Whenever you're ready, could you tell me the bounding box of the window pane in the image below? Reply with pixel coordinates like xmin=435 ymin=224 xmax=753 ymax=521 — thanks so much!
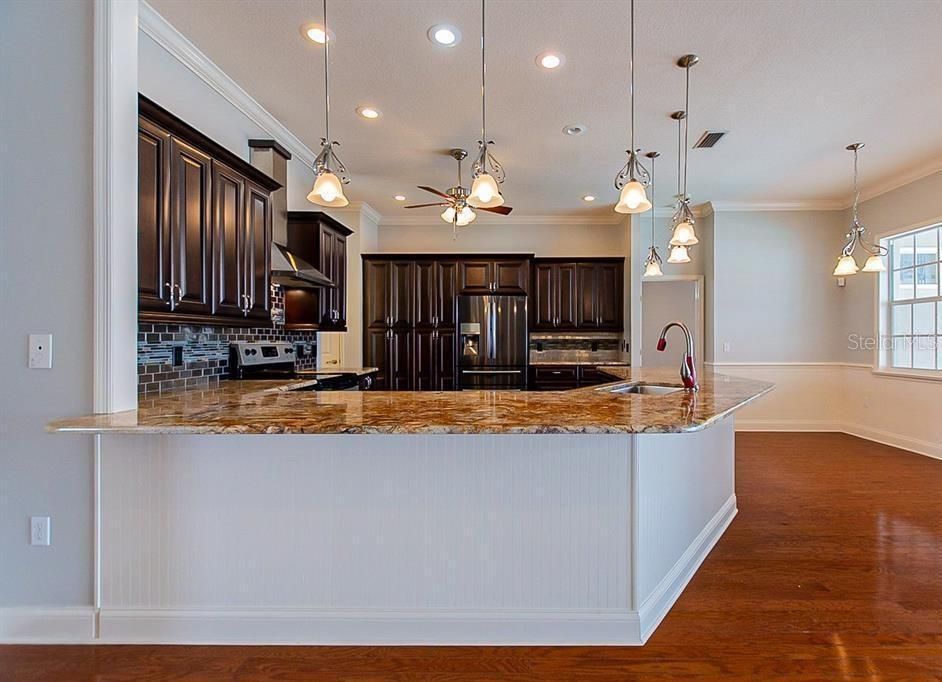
xmin=915 ymin=263 xmax=939 ymax=298
xmin=913 ymin=337 xmax=935 ymax=370
xmin=914 ymin=228 xmax=939 ymax=265
xmin=938 ymin=335 xmax=942 ymax=371
xmin=892 ymin=337 xmax=912 ymax=368
xmin=893 ymin=234 xmax=915 ymax=269
xmin=893 ymin=268 xmax=914 ymax=301
xmin=913 ymin=302 xmax=935 ymax=334
xmin=892 ymin=304 xmax=912 ymax=335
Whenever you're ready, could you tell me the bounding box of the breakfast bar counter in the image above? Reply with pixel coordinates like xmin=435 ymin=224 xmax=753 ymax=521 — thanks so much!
xmin=48 ymin=367 xmax=771 ymax=435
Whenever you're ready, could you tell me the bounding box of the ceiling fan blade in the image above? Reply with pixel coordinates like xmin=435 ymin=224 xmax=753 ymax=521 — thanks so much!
xmin=418 ymin=185 xmax=451 ymax=199
xmin=478 ymin=205 xmax=513 ymax=215
xmin=404 ymin=202 xmax=449 ymax=209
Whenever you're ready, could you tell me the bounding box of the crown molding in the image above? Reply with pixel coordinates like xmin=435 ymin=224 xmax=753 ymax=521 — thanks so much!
xmin=325 ymin=201 xmax=382 ymax=226
xmin=708 ymin=200 xmax=846 ymax=212
xmin=857 ymin=163 xmax=942 ymax=206
xmin=138 ymin=1 xmax=318 ymax=169
xmin=379 ymin=213 xmax=626 ymax=227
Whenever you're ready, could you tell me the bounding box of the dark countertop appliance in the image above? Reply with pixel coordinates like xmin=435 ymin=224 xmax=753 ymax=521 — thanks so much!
xmin=456 ymin=295 xmax=528 ymax=390
xmin=229 ymin=342 xmax=375 ymax=390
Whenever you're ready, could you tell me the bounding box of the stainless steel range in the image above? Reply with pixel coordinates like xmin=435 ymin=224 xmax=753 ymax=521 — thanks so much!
xmin=229 ymin=342 xmax=373 ymax=390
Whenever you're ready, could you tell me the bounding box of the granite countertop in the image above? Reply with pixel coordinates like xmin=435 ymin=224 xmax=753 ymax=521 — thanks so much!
xmin=47 ymin=367 xmax=772 ymax=436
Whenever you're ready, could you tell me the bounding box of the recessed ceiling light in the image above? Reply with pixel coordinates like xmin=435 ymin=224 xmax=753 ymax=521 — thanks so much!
xmin=562 ymin=124 xmax=586 ymax=136
xmin=393 ymin=195 xmax=406 ymax=201
xmin=300 ymin=23 xmax=335 ymax=45
xmin=356 ymin=106 xmax=381 ymax=120
xmin=582 ymin=195 xmax=596 ymax=202
xmin=428 ymin=24 xmax=461 ymax=47
xmin=536 ymin=52 xmax=565 ymax=70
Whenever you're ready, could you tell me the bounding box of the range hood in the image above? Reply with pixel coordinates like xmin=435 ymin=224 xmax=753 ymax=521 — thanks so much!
xmin=249 ymin=140 xmax=335 ymax=289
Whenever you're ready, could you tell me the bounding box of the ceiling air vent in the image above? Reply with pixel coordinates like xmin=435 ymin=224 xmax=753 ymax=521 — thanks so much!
xmin=693 ymin=131 xmax=727 ymax=148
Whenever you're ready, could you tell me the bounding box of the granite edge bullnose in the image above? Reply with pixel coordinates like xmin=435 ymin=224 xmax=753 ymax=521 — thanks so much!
xmin=46 ymin=368 xmax=774 ymax=436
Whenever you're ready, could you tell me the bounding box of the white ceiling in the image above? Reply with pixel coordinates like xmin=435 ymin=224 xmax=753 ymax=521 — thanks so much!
xmin=148 ymin=0 xmax=942 ymax=220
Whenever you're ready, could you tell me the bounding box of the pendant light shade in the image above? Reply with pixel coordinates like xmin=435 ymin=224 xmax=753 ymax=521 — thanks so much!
xmin=644 ymin=259 xmax=664 ymax=278
xmin=861 ymin=254 xmax=886 ymax=273
xmin=307 ymin=0 xmax=351 ymax=208
xmin=442 ymin=205 xmax=476 ymax=227
xmin=833 ymin=254 xmax=859 ymax=276
xmin=668 ymin=245 xmax=691 ymax=264
xmin=670 ymin=219 xmax=699 ymax=246
xmin=833 ymin=143 xmax=887 ymax=276
xmin=642 ymin=151 xmax=663 ymax=277
xmin=615 ymin=180 xmax=652 ymax=214
xmin=468 ymin=172 xmax=503 ymax=208
xmin=611 ymin=0 xmax=651 ymax=215
xmin=307 ymin=170 xmax=348 ymax=207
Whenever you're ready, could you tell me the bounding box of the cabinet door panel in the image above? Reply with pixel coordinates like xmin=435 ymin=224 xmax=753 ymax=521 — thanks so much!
xmin=390 ymin=261 xmax=414 ymax=327
xmin=436 ymin=330 xmax=457 ymax=391
xmin=557 ymin=263 xmax=578 ymax=328
xmin=414 ymin=261 xmax=436 ymax=328
xmin=244 ymin=182 xmax=271 ymax=320
xmin=364 ymin=328 xmax=390 ymax=390
xmin=390 ymin=329 xmax=413 ymax=390
xmin=576 ymin=263 xmax=598 ymax=328
xmin=532 ymin=263 xmax=555 ymax=328
xmin=364 ymin=260 xmax=392 ymax=327
xmin=211 ymin=161 xmax=245 ymax=318
xmin=170 ymin=137 xmax=212 ymax=315
xmin=595 ymin=262 xmax=623 ymax=329
xmin=331 ymin=232 xmax=347 ymax=327
xmin=458 ymin=261 xmax=492 ymax=293
xmin=138 ymin=120 xmax=171 ymax=312
xmin=414 ymin=329 xmax=435 ymax=390
xmin=494 ymin=260 xmax=528 ymax=294
xmin=436 ymin=260 xmax=458 ymax=328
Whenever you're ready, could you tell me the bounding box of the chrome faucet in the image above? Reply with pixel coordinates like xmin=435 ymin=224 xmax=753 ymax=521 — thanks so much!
xmin=657 ymin=322 xmax=698 ymax=391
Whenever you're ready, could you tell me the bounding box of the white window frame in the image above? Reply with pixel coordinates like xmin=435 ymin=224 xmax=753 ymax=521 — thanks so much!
xmin=875 ymin=219 xmax=942 ymax=381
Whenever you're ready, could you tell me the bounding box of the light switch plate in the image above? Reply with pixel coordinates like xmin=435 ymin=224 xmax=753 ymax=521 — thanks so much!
xmin=30 ymin=516 xmax=51 ymax=546
xmin=28 ymin=334 xmax=53 ymax=369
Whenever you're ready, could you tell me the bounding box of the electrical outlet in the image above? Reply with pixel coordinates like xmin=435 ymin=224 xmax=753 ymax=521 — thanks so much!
xmin=28 ymin=334 xmax=53 ymax=369
xmin=30 ymin=516 xmax=51 ymax=546
xmin=172 ymin=345 xmax=184 ymax=367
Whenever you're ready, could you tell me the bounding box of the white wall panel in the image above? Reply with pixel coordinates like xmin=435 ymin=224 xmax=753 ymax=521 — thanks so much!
xmin=101 ymin=434 xmax=631 ymax=611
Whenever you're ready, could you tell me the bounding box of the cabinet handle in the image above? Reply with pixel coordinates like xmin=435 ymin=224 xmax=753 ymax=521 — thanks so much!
xmin=165 ymin=282 xmax=175 ymax=310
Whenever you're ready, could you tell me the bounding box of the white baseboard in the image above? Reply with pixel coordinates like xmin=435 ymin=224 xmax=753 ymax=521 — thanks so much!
xmin=637 ymin=495 xmax=737 ymax=643
xmin=99 ymin=607 xmax=641 ymax=646
xmin=0 ymin=607 xmax=96 ymax=643
xmin=843 ymin=423 xmax=942 ymax=461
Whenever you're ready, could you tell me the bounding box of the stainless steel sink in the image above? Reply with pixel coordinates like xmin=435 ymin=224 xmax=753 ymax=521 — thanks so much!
xmin=603 ymin=383 xmax=684 ymax=395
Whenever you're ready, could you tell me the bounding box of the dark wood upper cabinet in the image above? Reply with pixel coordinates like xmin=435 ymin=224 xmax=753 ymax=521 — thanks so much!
xmin=458 ymin=258 xmax=529 ymax=294
xmin=284 ymin=212 xmax=353 ymax=331
xmin=415 ymin=259 xmax=457 ymax=329
xmin=363 ymin=258 xmax=413 ymax=330
xmin=533 ymin=258 xmax=623 ymax=331
xmin=138 ymin=95 xmax=281 ymax=326
xmin=137 ymin=119 xmax=172 ymax=313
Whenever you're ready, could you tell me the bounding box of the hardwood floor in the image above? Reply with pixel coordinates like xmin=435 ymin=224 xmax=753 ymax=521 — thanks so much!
xmin=2 ymin=433 xmax=941 ymax=680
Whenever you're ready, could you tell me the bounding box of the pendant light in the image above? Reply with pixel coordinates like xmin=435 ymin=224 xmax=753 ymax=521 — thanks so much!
xmin=307 ymin=0 xmax=350 ymax=208
xmin=669 ymin=56 xmax=699 ymax=246
xmin=665 ymin=111 xmax=690 ymax=265
xmin=643 ymin=151 xmax=663 ymax=277
xmin=613 ymin=0 xmax=652 ymax=214
xmin=833 ymin=143 xmax=886 ymax=276
xmin=468 ymin=0 xmax=506 ymax=209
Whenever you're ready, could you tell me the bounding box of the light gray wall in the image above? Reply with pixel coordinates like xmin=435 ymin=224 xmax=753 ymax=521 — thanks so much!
xmin=711 ymin=210 xmax=848 ymax=363
xmin=0 ymin=0 xmax=95 ymax=606
xmin=842 ymin=172 xmax=942 ymax=363
xmin=375 ymin=221 xmax=627 ymax=257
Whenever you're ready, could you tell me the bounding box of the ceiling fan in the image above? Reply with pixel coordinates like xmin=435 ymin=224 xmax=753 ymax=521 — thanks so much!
xmin=404 ymin=149 xmax=513 ymax=228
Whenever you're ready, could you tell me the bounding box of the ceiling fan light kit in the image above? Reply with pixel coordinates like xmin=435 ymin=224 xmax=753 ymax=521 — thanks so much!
xmin=833 ymin=143 xmax=886 ymax=276
xmin=307 ymin=0 xmax=350 ymax=208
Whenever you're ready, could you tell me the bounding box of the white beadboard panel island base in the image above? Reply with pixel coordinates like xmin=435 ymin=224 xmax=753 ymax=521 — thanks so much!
xmin=86 ymin=420 xmax=738 ymax=645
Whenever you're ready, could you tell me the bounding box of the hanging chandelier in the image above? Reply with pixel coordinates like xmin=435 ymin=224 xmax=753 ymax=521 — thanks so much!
xmin=666 ymin=110 xmax=690 ymax=264
xmin=833 ymin=143 xmax=886 ymax=276
xmin=669 ymin=55 xmax=699 ymax=249
xmin=467 ymin=0 xmax=507 ymax=210
xmin=307 ymin=0 xmax=350 ymax=208
xmin=613 ymin=0 xmax=652 ymax=214
xmin=643 ymin=151 xmax=663 ymax=277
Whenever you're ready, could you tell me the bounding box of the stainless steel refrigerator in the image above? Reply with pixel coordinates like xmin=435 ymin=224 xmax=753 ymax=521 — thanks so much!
xmin=456 ymin=295 xmax=528 ymax=390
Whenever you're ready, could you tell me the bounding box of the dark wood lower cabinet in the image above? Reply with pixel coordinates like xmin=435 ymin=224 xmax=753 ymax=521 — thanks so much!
xmin=414 ymin=329 xmax=456 ymax=391
xmin=529 ymin=365 xmax=621 ymax=391
xmin=365 ymin=328 xmax=414 ymax=391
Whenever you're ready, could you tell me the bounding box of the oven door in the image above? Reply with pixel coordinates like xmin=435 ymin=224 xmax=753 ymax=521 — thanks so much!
xmin=457 ymin=367 xmax=527 ymax=390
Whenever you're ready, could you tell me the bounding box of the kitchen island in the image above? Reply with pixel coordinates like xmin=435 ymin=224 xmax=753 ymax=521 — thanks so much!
xmin=49 ymin=368 xmax=771 ymax=645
